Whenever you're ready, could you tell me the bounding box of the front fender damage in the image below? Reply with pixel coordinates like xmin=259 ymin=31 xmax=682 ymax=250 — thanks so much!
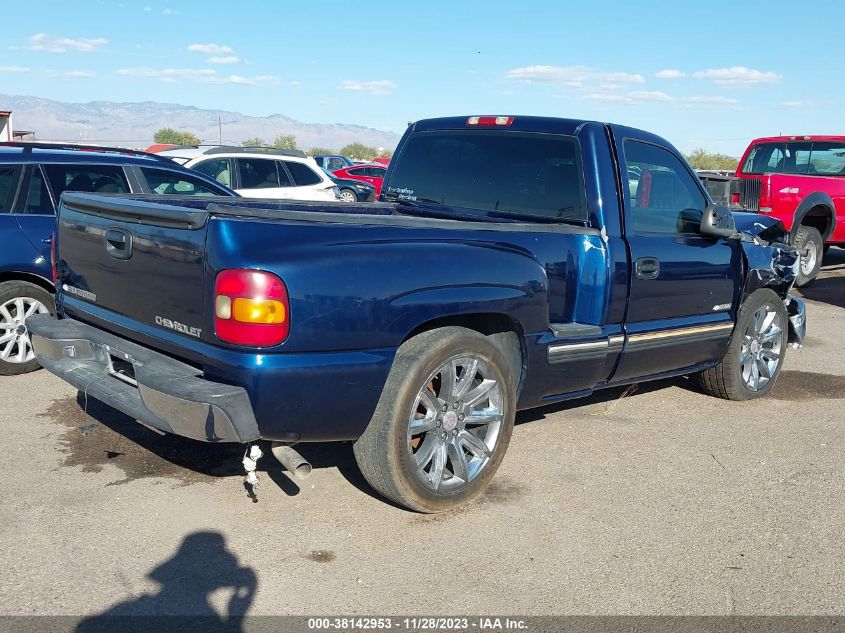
xmin=736 ymin=212 xmax=806 ymax=347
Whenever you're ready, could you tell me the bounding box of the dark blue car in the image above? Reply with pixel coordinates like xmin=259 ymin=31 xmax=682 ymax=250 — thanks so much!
xmin=0 ymin=142 xmax=236 ymax=375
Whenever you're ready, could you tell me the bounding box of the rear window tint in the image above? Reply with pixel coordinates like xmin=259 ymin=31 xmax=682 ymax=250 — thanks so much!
xmin=741 ymin=141 xmax=845 ymax=176
xmin=285 ymin=161 xmax=322 ymax=186
xmin=141 ymin=168 xmax=222 ymax=196
xmin=43 ymin=164 xmax=129 ymax=196
xmin=385 ymin=130 xmax=587 ymax=223
xmin=22 ymin=165 xmax=55 ymax=215
xmin=0 ymin=166 xmax=18 ymax=212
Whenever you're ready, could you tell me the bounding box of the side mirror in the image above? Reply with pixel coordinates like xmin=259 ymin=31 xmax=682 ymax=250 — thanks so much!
xmin=700 ymin=203 xmax=740 ymax=239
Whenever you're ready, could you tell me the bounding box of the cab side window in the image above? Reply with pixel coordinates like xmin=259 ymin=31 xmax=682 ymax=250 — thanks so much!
xmin=0 ymin=166 xmax=20 ymax=213
xmin=141 ymin=168 xmax=223 ymax=196
xmin=22 ymin=165 xmax=55 ymax=215
xmin=193 ymin=158 xmax=232 ymax=187
xmin=43 ymin=165 xmax=129 ymax=197
xmin=624 ymin=140 xmax=706 ymax=235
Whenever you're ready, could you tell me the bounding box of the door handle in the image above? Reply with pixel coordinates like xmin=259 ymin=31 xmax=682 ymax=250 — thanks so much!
xmin=105 ymin=228 xmax=133 ymax=260
xmin=635 ymin=257 xmax=660 ymax=280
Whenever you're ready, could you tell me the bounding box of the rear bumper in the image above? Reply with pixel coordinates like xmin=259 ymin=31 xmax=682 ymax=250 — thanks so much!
xmin=27 ymin=315 xmax=260 ymax=443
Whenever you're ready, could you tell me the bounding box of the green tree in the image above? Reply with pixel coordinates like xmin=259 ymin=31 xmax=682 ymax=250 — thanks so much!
xmin=273 ymin=134 xmax=297 ymax=150
xmin=378 ymin=148 xmax=394 ymax=159
xmin=153 ymin=127 xmax=200 ymax=146
xmin=306 ymin=147 xmax=335 ymax=157
xmin=685 ymin=148 xmax=739 ymax=171
xmin=242 ymin=137 xmax=266 ymax=147
xmin=340 ymin=142 xmax=379 ymax=161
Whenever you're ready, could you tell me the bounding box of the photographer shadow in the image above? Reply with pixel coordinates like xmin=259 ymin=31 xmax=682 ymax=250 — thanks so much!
xmin=75 ymin=531 xmax=256 ymax=633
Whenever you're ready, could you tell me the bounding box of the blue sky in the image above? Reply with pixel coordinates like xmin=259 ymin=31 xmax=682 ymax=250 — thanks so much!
xmin=1 ymin=0 xmax=841 ymax=154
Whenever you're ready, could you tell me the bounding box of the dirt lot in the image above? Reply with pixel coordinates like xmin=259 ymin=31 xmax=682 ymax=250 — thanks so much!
xmin=0 ymin=251 xmax=842 ymax=620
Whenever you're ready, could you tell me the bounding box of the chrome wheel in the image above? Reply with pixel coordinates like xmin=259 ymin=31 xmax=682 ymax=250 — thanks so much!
xmin=408 ymin=354 xmax=503 ymax=492
xmin=740 ymin=304 xmax=783 ymax=392
xmin=800 ymin=243 xmax=818 ymax=276
xmin=0 ymin=297 xmax=49 ymax=364
xmin=339 ymin=190 xmax=356 ymax=203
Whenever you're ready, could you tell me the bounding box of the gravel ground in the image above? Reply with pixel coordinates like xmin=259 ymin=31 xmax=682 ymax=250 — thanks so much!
xmin=0 ymin=250 xmax=842 ymax=621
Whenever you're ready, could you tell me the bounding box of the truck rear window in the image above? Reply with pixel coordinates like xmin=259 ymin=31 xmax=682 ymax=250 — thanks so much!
xmin=742 ymin=141 xmax=845 ymax=176
xmin=385 ymin=130 xmax=587 ymax=223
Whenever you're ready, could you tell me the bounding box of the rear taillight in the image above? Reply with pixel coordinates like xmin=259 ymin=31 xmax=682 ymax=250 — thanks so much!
xmin=759 ymin=174 xmax=771 ymax=207
xmin=467 ymin=115 xmax=514 ymax=127
xmin=214 ymin=269 xmax=289 ymax=346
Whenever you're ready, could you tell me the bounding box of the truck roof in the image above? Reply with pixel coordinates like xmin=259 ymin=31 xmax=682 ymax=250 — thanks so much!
xmin=411 ymin=115 xmax=598 ymax=136
xmin=747 ymin=135 xmax=845 ymax=144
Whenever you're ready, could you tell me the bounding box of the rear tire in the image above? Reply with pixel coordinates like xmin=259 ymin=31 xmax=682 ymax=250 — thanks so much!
xmin=353 ymin=327 xmax=516 ymax=513
xmin=0 ymin=281 xmax=55 ymax=376
xmin=699 ymin=289 xmax=787 ymax=401
xmin=793 ymin=225 xmax=823 ymax=287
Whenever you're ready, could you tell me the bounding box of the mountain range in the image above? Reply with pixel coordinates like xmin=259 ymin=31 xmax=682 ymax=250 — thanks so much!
xmin=0 ymin=93 xmax=401 ymax=151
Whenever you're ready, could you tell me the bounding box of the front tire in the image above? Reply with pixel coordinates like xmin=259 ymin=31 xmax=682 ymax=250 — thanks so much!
xmin=0 ymin=281 xmax=55 ymax=376
xmin=354 ymin=327 xmax=516 ymax=512
xmin=699 ymin=289 xmax=787 ymax=400
xmin=338 ymin=189 xmax=357 ymax=203
xmin=793 ymin=225 xmax=823 ymax=287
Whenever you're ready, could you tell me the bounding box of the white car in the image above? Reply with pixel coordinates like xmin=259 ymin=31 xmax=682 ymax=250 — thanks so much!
xmin=156 ymin=146 xmax=340 ymax=202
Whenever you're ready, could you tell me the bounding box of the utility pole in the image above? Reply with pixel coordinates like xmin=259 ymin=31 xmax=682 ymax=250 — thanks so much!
xmin=218 ymin=115 xmax=222 ymax=145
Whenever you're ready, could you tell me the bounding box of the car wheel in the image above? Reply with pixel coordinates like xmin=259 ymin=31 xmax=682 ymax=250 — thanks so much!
xmin=0 ymin=281 xmax=55 ymax=376
xmin=793 ymin=225 xmax=823 ymax=287
xmin=699 ymin=289 xmax=787 ymax=401
xmin=339 ymin=189 xmax=357 ymax=203
xmin=353 ymin=327 xmax=516 ymax=512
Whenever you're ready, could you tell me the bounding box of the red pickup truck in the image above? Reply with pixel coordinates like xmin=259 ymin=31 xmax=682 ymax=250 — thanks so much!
xmin=734 ymin=135 xmax=844 ymax=286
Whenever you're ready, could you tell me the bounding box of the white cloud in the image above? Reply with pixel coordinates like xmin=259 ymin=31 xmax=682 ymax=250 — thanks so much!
xmin=587 ymin=90 xmax=674 ymax=104
xmin=187 ymin=43 xmax=234 ymax=55
xmin=29 ymin=33 xmax=108 ymax=53
xmin=143 ymin=5 xmax=152 ymax=11
xmin=506 ymin=65 xmax=644 ymax=88
xmin=781 ymin=100 xmax=807 ymax=108
xmin=209 ymin=55 xmax=241 ymax=65
xmin=116 ymin=67 xmax=158 ymax=77
xmin=692 ymin=66 xmax=780 ymax=85
xmin=586 ymin=93 xmax=633 ymax=103
xmin=64 ymin=70 xmax=95 ymax=78
xmin=682 ymin=95 xmax=738 ymax=105
xmin=160 ymin=68 xmax=221 ymax=83
xmin=339 ymin=80 xmax=397 ymax=95
xmin=117 ymin=67 xmax=276 ymax=85
xmin=655 ymin=69 xmax=684 ymax=79
xmin=628 ymin=90 xmax=674 ymax=102
xmin=163 ymin=8 xmax=175 ymax=15
xmin=0 ymin=65 xmax=29 ymax=73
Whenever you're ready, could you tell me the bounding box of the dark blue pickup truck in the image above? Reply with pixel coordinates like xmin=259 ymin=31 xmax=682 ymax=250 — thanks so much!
xmin=29 ymin=116 xmax=806 ymax=512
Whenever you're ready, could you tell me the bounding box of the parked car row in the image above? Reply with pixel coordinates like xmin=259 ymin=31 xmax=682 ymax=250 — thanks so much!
xmin=0 ymin=141 xmax=237 ymax=375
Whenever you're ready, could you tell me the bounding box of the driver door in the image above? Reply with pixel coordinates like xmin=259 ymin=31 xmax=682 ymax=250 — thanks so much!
xmin=611 ymin=133 xmax=742 ymax=381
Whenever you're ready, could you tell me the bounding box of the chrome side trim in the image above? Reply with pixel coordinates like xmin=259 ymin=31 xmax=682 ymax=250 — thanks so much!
xmin=548 ymin=339 xmax=609 ymax=364
xmin=626 ymin=322 xmax=733 ymax=352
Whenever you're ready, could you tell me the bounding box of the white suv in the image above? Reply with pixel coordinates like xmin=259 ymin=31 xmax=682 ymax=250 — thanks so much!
xmin=156 ymin=146 xmax=340 ymax=202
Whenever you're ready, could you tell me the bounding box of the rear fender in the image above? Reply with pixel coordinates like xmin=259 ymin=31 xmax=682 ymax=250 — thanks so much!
xmin=790 ymin=192 xmax=836 ymax=242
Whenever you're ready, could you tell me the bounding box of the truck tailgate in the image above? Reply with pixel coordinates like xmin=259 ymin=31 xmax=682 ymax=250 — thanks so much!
xmin=57 ymin=193 xmax=210 ymax=343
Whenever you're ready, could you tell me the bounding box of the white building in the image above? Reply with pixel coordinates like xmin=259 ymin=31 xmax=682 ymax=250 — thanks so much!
xmin=0 ymin=111 xmax=11 ymax=141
